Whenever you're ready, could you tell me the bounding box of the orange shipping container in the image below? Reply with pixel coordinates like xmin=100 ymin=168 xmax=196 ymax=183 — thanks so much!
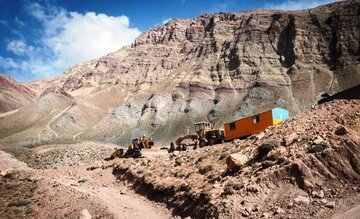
xmin=224 ymin=108 xmax=288 ymax=141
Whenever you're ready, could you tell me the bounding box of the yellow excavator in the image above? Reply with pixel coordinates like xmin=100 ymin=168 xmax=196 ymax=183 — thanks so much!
xmin=169 ymin=122 xmax=225 ymax=152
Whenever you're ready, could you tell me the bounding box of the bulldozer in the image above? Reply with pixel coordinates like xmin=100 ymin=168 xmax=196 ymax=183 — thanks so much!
xmin=170 ymin=121 xmax=225 ymax=152
xmin=136 ymin=135 xmax=154 ymax=149
xmin=108 ymin=135 xmax=154 ymax=159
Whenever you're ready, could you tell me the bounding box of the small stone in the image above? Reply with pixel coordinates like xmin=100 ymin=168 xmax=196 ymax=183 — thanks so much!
xmin=311 ymin=190 xmax=324 ymax=198
xmin=173 ymin=151 xmax=180 ymax=156
xmin=335 ymin=126 xmax=348 ymax=135
xmin=287 ymin=202 xmax=294 ymax=208
xmin=241 ymin=210 xmax=250 ymax=217
xmin=245 ymin=206 xmax=253 ymax=213
xmin=320 ymin=199 xmax=328 ymax=204
xmin=311 ymin=191 xmax=318 ymax=197
xmin=78 ymin=179 xmax=88 ymax=183
xmin=274 ymin=207 xmax=285 ymax=215
xmin=247 ymin=184 xmax=260 ymax=193
xmin=294 ymin=195 xmax=310 ymax=205
xmin=262 ymin=212 xmax=271 ymax=218
xmin=0 ymin=170 xmax=7 ymax=176
xmin=317 ymin=190 xmax=325 ymax=198
xmin=79 ymin=209 xmax=91 ymax=219
xmin=325 ymin=201 xmax=335 ymax=208
xmin=313 ymin=136 xmax=324 ymax=145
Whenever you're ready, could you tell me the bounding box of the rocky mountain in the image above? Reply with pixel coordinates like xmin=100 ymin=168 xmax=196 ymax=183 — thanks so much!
xmin=1 ymin=0 xmax=360 ymax=147
xmin=0 ymin=74 xmax=36 ymax=113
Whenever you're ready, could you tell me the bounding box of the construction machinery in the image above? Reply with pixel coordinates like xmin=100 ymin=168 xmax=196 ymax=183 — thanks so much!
xmin=170 ymin=121 xmax=225 ymax=151
xmin=108 ymin=135 xmax=154 ymax=159
xmin=109 ymin=148 xmax=142 ymax=159
xmin=135 ymin=136 xmax=154 ymax=149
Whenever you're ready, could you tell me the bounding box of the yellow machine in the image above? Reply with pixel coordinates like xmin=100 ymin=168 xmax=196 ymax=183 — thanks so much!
xmin=109 ymin=136 xmax=154 ymax=159
xmin=171 ymin=122 xmax=225 ymax=151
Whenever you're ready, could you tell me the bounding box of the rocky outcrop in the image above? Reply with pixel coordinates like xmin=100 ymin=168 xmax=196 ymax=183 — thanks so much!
xmin=2 ymin=1 xmax=360 ymax=146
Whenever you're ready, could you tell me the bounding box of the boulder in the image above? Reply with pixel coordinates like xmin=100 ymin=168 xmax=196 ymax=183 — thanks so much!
xmin=335 ymin=126 xmax=348 ymax=135
xmin=325 ymin=201 xmax=336 ymax=208
xmin=313 ymin=136 xmax=325 ymax=145
xmin=226 ymin=153 xmax=249 ymax=171
xmin=312 ymin=190 xmax=324 ymax=198
xmin=79 ymin=209 xmax=91 ymax=219
xmin=275 ymin=207 xmax=286 ymax=215
xmin=294 ymin=195 xmax=310 ymax=205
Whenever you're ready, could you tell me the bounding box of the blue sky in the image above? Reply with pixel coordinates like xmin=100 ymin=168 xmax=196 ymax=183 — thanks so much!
xmin=0 ymin=0 xmax=340 ymax=82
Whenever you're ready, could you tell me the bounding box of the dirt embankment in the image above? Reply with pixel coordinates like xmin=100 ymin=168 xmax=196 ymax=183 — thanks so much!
xmin=0 ymin=142 xmax=172 ymax=219
xmin=113 ymin=100 xmax=360 ymax=218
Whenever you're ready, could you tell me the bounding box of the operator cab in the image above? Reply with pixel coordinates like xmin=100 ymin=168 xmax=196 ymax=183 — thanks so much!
xmin=132 ymin=138 xmax=141 ymax=146
xmin=195 ymin=122 xmax=213 ymax=132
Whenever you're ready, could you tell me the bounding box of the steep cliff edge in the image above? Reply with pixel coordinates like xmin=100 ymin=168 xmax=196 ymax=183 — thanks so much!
xmin=3 ymin=0 xmax=360 ymax=146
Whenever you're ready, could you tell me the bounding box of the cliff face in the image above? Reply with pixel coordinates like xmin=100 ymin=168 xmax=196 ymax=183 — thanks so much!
xmin=2 ymin=1 xmax=360 ymax=146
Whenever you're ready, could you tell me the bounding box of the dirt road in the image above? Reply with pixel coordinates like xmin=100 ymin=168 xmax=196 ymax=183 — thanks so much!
xmin=31 ymin=160 xmax=172 ymax=219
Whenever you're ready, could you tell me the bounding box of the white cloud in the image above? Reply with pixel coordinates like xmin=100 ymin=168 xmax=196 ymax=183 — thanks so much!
xmin=0 ymin=20 xmax=8 ymax=26
xmin=0 ymin=56 xmax=55 ymax=80
xmin=265 ymin=0 xmax=341 ymax=11
xmin=1 ymin=2 xmax=141 ymax=81
xmin=27 ymin=2 xmax=51 ymax=21
xmin=162 ymin=18 xmax=173 ymax=25
xmin=0 ymin=57 xmax=19 ymax=69
xmin=44 ymin=12 xmax=140 ymax=68
xmin=14 ymin=17 xmax=25 ymax=27
xmin=6 ymin=40 xmax=33 ymax=56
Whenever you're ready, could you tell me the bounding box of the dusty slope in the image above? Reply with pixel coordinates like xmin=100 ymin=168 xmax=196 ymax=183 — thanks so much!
xmin=1 ymin=0 xmax=358 ymax=147
xmin=113 ymin=99 xmax=360 ymax=218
